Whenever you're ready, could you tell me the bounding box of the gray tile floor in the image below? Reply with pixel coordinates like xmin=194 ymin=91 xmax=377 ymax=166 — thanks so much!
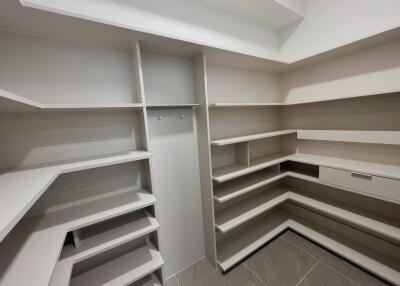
xmin=166 ymin=230 xmax=390 ymax=286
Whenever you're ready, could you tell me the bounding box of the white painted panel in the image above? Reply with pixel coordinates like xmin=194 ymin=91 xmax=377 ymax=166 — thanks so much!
xmin=147 ymin=108 xmax=205 ymax=277
xmin=141 ymin=53 xmax=195 ymax=105
xmin=207 ymin=64 xmax=281 ymax=103
xmin=0 ymin=30 xmax=137 ymax=104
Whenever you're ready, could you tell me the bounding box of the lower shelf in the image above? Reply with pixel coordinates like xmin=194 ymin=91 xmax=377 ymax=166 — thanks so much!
xmin=70 ymin=243 xmax=164 ymax=286
xmin=217 ymin=207 xmax=400 ymax=285
xmin=129 ymin=274 xmax=162 ymax=286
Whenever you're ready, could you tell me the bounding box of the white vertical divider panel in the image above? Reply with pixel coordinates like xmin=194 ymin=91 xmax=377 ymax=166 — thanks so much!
xmin=140 ymin=47 xmax=205 ymax=277
xmin=131 ymin=41 xmax=165 ymax=282
xmin=193 ymin=53 xmax=217 ymax=266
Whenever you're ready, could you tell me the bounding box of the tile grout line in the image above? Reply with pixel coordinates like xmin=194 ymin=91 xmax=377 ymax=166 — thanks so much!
xmin=243 ymin=263 xmax=268 ymax=286
xmin=281 ymin=236 xmax=363 ymax=286
xmin=294 ymin=260 xmax=319 ymax=286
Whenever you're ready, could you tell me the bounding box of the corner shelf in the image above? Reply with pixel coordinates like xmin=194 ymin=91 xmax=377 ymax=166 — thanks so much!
xmin=70 ymin=243 xmax=164 ymax=286
xmin=297 ymin=130 xmax=400 ymax=146
xmin=210 ymin=130 xmax=297 ymax=146
xmin=217 ymin=208 xmax=400 ymax=285
xmin=215 ymin=185 xmax=400 ymax=243
xmin=0 ymin=88 xmax=145 ymax=112
xmin=0 ymin=188 xmax=156 ymax=286
xmin=0 ymin=150 xmax=151 ymax=244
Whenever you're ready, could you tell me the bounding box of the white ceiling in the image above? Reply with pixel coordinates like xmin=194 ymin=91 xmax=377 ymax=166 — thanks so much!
xmin=6 ymin=0 xmax=400 ymax=63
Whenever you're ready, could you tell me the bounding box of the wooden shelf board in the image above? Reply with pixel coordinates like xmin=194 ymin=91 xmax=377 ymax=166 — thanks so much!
xmin=70 ymin=243 xmax=164 ymax=286
xmin=215 ymin=188 xmax=287 ymax=233
xmin=210 ymin=103 xmax=286 ymax=108
xmin=61 ymin=213 xmax=159 ymax=261
xmin=290 ymin=153 xmax=400 ymax=181
xmin=217 ymin=210 xmax=290 ymax=271
xmin=213 ymin=170 xmax=285 ymax=203
xmin=0 ymin=88 xmax=144 ymax=111
xmin=0 ymin=189 xmax=155 ymax=286
xmin=216 ymin=185 xmax=400 ymax=243
xmin=42 ymin=103 xmax=145 ymax=109
xmin=210 ymin=92 xmax=400 ymax=108
xmin=0 ymin=88 xmax=42 ymax=111
xmin=211 ymin=130 xmax=297 ymax=146
xmin=298 ymin=130 xmax=400 ymax=145
xmin=0 ymin=151 xmax=151 ymax=243
xmin=217 ymin=209 xmax=400 ymax=284
xmin=212 ymin=153 xmax=293 ymax=183
xmin=146 ymin=104 xmax=199 ymax=109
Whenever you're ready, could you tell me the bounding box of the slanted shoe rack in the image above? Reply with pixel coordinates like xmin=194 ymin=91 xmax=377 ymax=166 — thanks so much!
xmin=0 ymin=28 xmax=165 ymax=285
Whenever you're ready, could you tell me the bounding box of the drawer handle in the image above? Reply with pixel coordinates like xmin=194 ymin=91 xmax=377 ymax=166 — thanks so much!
xmin=351 ymin=172 xmax=372 ymax=180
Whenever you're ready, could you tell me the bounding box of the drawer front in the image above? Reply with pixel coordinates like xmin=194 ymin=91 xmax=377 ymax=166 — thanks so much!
xmin=320 ymin=166 xmax=400 ymax=202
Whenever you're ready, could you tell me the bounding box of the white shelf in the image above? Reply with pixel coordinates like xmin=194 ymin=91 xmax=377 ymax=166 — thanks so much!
xmin=210 ymin=103 xmax=287 ymax=108
xmin=214 ymin=170 xmax=285 ymax=203
xmin=0 ymin=88 xmax=144 ymax=112
xmin=61 ymin=213 xmax=159 ymax=261
xmin=0 ymin=189 xmax=156 ymax=286
xmin=215 ymin=186 xmax=400 ymax=243
xmin=217 ymin=210 xmax=290 ymax=271
xmin=42 ymin=103 xmax=145 ymax=109
xmin=0 ymin=150 xmax=151 ymax=243
xmin=210 ymin=92 xmax=397 ymax=108
xmin=215 ymin=188 xmax=287 ymax=233
xmin=211 ymin=130 xmax=297 ymax=146
xmin=50 ymin=212 xmax=159 ymax=286
xmin=217 ymin=209 xmax=400 ymax=285
xmin=212 ymin=153 xmax=293 ymax=183
xmin=146 ymin=104 xmax=199 ymax=109
xmin=70 ymin=243 xmax=164 ymax=286
xmin=290 ymin=153 xmax=400 ymax=181
xmin=297 ymin=130 xmax=400 ymax=145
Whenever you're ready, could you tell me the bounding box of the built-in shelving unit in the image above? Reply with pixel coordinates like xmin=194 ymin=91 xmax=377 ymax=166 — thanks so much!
xmin=199 ymin=41 xmax=400 ymax=286
xmin=0 ymin=24 xmax=166 ymax=286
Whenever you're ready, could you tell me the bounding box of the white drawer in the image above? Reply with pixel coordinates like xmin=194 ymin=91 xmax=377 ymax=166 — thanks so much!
xmin=319 ymin=166 xmax=400 ymax=202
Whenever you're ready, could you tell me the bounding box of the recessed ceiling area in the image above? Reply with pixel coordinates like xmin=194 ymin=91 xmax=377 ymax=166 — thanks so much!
xmin=10 ymin=0 xmax=400 ymax=63
xmin=202 ymin=0 xmax=304 ymax=30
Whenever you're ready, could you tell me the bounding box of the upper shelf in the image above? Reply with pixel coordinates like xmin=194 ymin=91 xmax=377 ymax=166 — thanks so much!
xmin=210 ymin=91 xmax=400 ymax=108
xmin=0 ymin=89 xmax=144 ymax=112
xmin=0 ymin=150 xmax=151 ymax=243
xmin=210 ymin=103 xmax=286 ymax=108
xmin=211 ymin=130 xmax=297 ymax=146
xmin=297 ymin=130 xmax=400 ymax=146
